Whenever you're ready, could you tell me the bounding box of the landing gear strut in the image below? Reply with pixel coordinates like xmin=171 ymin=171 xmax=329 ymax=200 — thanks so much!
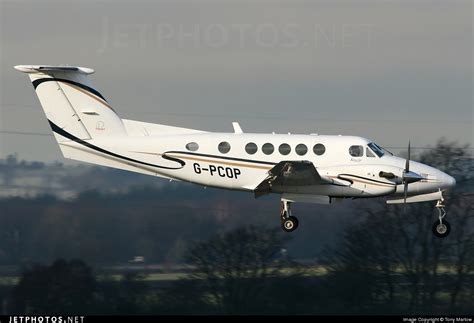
xmin=432 ymin=198 xmax=450 ymax=238
xmin=280 ymin=200 xmax=299 ymax=232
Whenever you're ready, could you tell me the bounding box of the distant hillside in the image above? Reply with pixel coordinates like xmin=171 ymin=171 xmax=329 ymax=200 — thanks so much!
xmin=0 ymin=154 xmax=166 ymax=199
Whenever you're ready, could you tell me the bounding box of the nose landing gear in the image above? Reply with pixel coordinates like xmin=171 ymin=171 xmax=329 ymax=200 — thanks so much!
xmin=432 ymin=199 xmax=450 ymax=238
xmin=280 ymin=199 xmax=299 ymax=232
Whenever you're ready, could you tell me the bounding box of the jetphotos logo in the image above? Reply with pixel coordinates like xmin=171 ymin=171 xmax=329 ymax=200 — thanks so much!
xmin=8 ymin=317 xmax=85 ymax=323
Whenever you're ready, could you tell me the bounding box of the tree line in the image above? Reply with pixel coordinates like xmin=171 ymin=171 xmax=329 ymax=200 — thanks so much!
xmin=0 ymin=138 xmax=472 ymax=314
xmin=4 ymin=217 xmax=473 ymax=315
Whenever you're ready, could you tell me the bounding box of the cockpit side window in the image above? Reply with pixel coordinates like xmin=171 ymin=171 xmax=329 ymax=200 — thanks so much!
xmin=349 ymin=145 xmax=363 ymax=157
xmin=368 ymin=142 xmax=384 ymax=157
xmin=366 ymin=148 xmax=375 ymax=157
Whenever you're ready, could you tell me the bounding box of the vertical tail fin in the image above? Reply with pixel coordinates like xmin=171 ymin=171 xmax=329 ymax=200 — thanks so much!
xmin=14 ymin=65 xmax=127 ymax=142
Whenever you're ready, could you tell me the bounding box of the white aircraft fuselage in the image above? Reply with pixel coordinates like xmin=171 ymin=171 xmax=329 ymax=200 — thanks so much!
xmin=14 ymin=65 xmax=456 ymax=236
xmin=92 ymin=133 xmax=453 ymax=198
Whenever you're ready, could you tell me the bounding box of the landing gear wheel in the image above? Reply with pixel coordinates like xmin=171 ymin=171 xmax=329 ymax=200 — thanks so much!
xmin=433 ymin=197 xmax=450 ymax=238
xmin=281 ymin=216 xmax=299 ymax=232
xmin=432 ymin=220 xmax=450 ymax=238
xmin=280 ymin=199 xmax=299 ymax=232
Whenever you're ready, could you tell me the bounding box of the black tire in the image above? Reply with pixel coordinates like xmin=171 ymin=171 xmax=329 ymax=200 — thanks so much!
xmin=281 ymin=216 xmax=299 ymax=232
xmin=432 ymin=220 xmax=451 ymax=238
xmin=290 ymin=216 xmax=299 ymax=229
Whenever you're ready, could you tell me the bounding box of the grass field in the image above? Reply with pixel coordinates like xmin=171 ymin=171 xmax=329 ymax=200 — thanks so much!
xmin=0 ymin=264 xmax=469 ymax=286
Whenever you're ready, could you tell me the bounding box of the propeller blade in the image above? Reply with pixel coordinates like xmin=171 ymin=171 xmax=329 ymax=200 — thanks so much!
xmin=405 ymin=140 xmax=410 ymax=172
xmin=404 ymin=181 xmax=408 ymax=204
xmin=402 ymin=140 xmax=418 ymax=205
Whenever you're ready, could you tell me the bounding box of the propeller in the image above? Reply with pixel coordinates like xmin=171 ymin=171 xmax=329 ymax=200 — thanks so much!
xmin=401 ymin=141 xmax=423 ymax=203
xmin=404 ymin=141 xmax=410 ymax=203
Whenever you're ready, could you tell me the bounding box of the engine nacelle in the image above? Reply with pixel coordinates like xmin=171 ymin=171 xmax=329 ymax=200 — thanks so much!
xmin=321 ymin=165 xmax=402 ymax=197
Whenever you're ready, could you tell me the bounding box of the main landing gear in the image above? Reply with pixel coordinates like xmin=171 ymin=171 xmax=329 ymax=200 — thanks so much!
xmin=280 ymin=200 xmax=299 ymax=232
xmin=432 ymin=198 xmax=450 ymax=238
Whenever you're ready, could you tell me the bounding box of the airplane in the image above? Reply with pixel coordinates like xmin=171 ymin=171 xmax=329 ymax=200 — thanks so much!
xmin=15 ymin=65 xmax=456 ymax=238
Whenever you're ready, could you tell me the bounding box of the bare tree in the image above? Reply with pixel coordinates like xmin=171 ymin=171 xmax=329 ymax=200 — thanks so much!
xmin=325 ymin=139 xmax=474 ymax=313
xmin=447 ymin=193 xmax=474 ymax=310
xmin=186 ymin=226 xmax=295 ymax=314
xmin=8 ymin=259 xmax=97 ymax=314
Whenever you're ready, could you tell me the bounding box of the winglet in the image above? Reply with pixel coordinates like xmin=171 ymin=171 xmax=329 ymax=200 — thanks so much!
xmin=232 ymin=122 xmax=243 ymax=134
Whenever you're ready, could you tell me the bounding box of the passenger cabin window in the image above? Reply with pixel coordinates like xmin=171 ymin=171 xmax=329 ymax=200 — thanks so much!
xmin=366 ymin=148 xmax=375 ymax=157
xmin=218 ymin=141 xmax=231 ymax=154
xmin=295 ymin=144 xmax=308 ymax=156
xmin=262 ymin=143 xmax=274 ymax=155
xmin=313 ymin=143 xmax=325 ymax=156
xmin=279 ymin=143 xmax=291 ymax=155
xmin=349 ymin=145 xmax=363 ymax=157
xmin=186 ymin=142 xmax=199 ymax=152
xmin=245 ymin=142 xmax=258 ymax=155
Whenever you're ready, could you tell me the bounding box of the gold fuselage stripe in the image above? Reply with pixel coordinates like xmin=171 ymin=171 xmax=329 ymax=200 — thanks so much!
xmin=137 ymin=152 xmax=433 ymax=190
xmin=165 ymin=153 xmax=273 ymax=170
xmin=329 ymin=175 xmax=394 ymax=187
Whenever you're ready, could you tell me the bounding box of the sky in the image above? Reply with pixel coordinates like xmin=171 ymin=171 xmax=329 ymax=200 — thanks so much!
xmin=0 ymin=0 xmax=472 ymax=162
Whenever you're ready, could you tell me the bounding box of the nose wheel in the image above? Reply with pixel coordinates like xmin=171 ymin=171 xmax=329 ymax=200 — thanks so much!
xmin=280 ymin=200 xmax=299 ymax=232
xmin=432 ymin=199 xmax=450 ymax=238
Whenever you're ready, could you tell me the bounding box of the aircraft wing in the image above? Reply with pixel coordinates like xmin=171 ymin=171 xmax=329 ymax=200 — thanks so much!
xmin=254 ymin=160 xmax=348 ymax=197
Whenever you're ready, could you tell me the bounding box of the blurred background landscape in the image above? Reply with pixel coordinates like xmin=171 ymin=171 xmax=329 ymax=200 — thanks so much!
xmin=0 ymin=140 xmax=472 ymax=314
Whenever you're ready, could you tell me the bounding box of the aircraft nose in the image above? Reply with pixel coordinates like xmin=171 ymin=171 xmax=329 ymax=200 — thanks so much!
xmin=436 ymin=169 xmax=456 ymax=189
xmin=444 ymin=173 xmax=456 ymax=188
xmin=412 ymin=161 xmax=456 ymax=192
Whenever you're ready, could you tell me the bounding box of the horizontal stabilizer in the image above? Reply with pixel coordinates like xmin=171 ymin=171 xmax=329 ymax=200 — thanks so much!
xmin=122 ymin=119 xmax=207 ymax=136
xmin=14 ymin=65 xmax=94 ymax=75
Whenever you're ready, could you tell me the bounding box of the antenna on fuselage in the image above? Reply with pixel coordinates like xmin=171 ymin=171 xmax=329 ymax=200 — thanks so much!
xmin=232 ymin=122 xmax=243 ymax=134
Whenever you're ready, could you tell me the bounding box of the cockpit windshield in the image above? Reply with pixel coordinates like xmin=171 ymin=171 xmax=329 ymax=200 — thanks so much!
xmin=367 ymin=142 xmax=385 ymax=158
